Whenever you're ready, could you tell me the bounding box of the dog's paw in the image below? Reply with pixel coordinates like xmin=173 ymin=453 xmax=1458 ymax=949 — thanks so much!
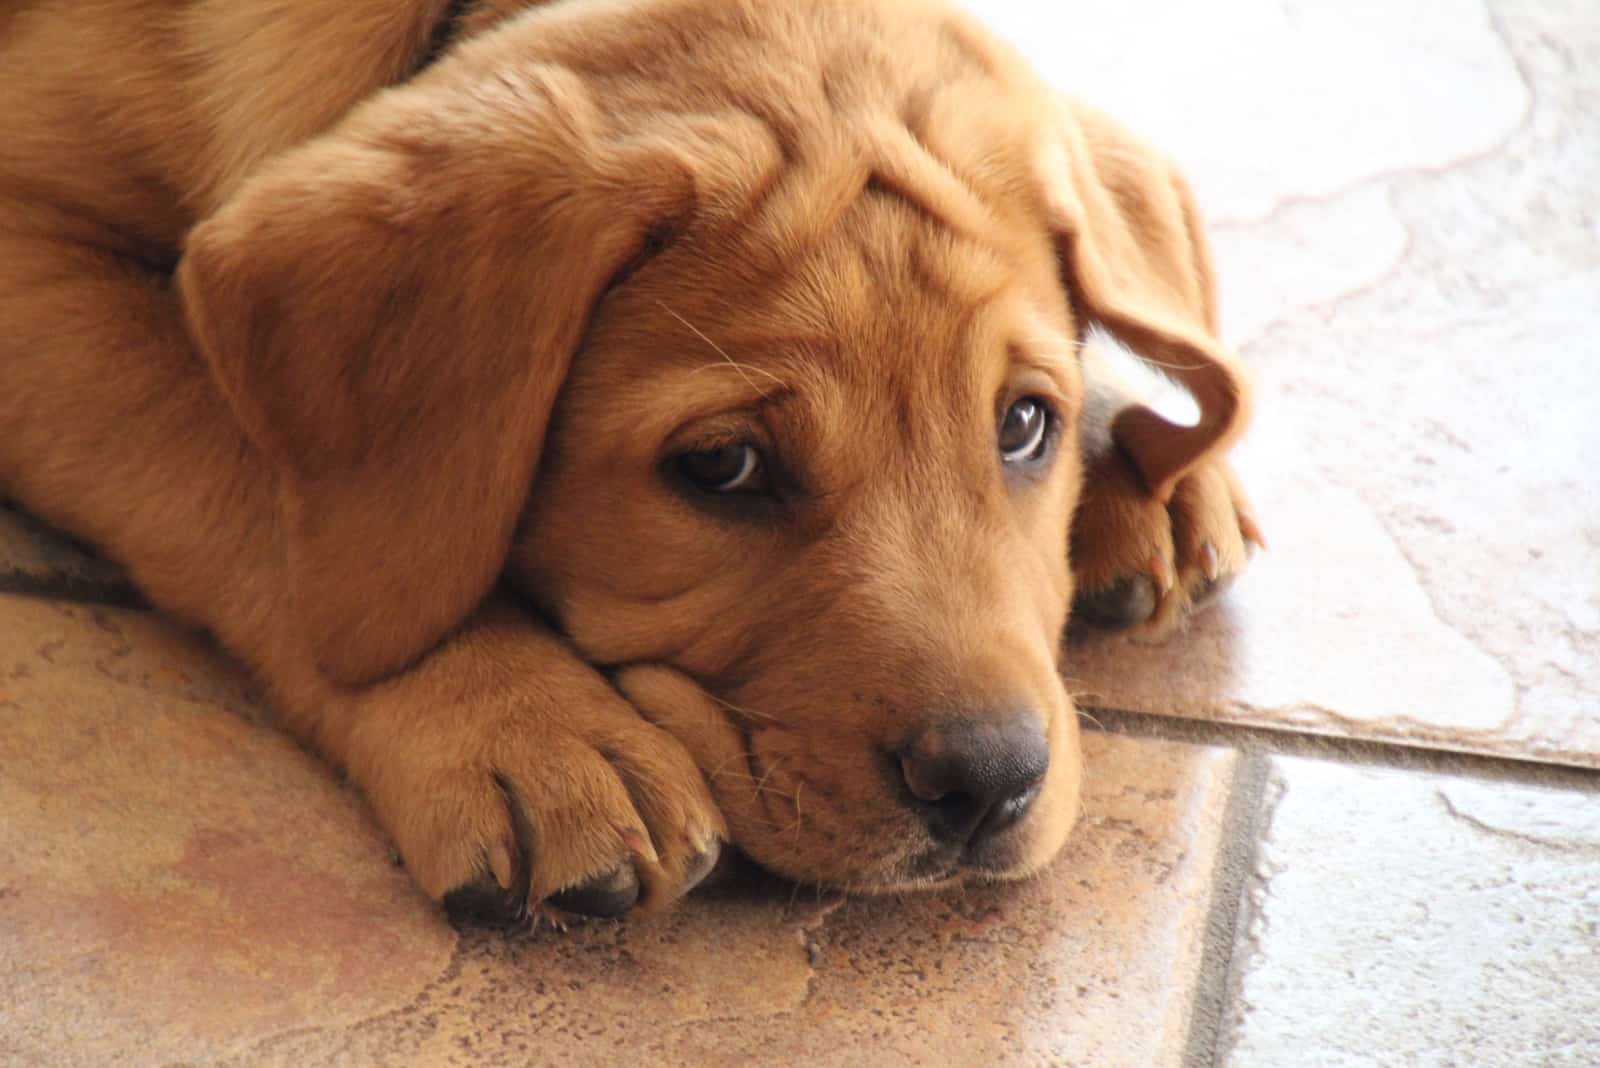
xmin=366 ymin=679 xmax=726 ymax=928
xmin=1069 ymin=449 xmax=1263 ymax=641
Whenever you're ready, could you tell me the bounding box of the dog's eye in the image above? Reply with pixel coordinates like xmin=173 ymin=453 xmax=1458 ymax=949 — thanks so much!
xmin=998 ymin=397 xmax=1051 ymax=463
xmin=676 ymin=443 xmax=769 ymax=493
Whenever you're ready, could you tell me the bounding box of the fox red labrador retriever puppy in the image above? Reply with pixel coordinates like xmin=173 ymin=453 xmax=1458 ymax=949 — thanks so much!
xmin=0 ymin=0 xmax=1256 ymax=922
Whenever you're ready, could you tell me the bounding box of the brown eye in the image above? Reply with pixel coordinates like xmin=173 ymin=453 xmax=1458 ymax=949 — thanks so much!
xmin=999 ymin=397 xmax=1050 ymax=463
xmin=676 ymin=443 xmax=768 ymax=493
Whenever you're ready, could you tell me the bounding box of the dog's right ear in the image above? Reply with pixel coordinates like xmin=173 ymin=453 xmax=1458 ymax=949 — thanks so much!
xmin=1039 ymin=97 xmax=1251 ymax=503
xmin=179 ymin=65 xmax=761 ymax=686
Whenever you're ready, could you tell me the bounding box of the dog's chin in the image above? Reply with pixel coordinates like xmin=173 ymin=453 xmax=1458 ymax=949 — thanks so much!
xmin=750 ymin=824 xmax=1053 ymax=896
xmin=890 ymin=838 xmax=1049 ymax=892
xmin=842 ymin=856 xmax=1043 ymax=896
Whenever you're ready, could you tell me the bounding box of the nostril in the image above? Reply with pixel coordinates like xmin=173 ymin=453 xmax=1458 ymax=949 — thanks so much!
xmin=980 ymin=779 xmax=1044 ymax=839
xmin=897 ymin=713 xmax=1050 ymax=848
xmin=925 ymin=792 xmax=985 ymax=843
xmin=899 ymin=750 xmax=954 ymax=804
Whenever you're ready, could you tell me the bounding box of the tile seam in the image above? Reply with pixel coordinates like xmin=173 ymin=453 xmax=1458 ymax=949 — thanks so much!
xmin=1177 ymin=749 xmax=1269 ymax=1068
xmin=1080 ymin=707 xmax=1600 ymax=792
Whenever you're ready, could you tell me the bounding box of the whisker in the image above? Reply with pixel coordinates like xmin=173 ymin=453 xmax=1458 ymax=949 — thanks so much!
xmin=685 ymin=360 xmax=789 ymax=391
xmin=702 ymin=752 xmax=750 ymax=782
xmin=707 ymin=692 xmax=780 ymax=724
xmin=704 ymin=768 xmax=797 ymax=802
xmin=786 ymin=782 xmax=806 ymax=848
xmin=656 ymin=301 xmax=785 ymax=396
xmin=752 ymin=753 xmax=786 ymax=801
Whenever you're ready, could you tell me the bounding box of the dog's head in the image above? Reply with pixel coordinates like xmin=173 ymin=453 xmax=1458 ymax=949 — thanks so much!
xmin=179 ymin=0 xmax=1247 ymax=892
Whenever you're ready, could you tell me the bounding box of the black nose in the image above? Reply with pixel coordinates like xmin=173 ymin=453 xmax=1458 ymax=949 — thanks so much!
xmin=898 ymin=714 xmax=1050 ymax=849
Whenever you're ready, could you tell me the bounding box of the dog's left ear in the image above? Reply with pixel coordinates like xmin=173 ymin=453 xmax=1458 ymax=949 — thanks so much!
xmin=1040 ymin=98 xmax=1251 ymax=502
xmin=178 ymin=69 xmax=752 ymax=685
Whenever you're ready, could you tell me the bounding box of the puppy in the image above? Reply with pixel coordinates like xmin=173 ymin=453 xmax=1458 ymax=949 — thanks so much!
xmin=0 ymin=0 xmax=1256 ymax=922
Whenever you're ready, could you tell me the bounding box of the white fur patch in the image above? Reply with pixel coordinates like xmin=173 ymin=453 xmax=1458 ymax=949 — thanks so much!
xmin=1077 ymin=326 xmax=1201 ymax=459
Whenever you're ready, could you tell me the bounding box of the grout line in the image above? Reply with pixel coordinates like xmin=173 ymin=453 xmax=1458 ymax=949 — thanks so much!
xmin=1179 ymin=751 xmax=1271 ymax=1068
xmin=1080 ymin=706 xmax=1600 ymax=793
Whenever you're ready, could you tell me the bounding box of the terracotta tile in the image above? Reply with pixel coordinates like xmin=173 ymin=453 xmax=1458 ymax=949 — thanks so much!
xmin=0 ymin=596 xmax=456 ymax=1066
xmin=1220 ymin=757 xmax=1600 ymax=1066
xmin=0 ymin=592 xmax=1244 ymax=1068
xmin=1042 ymin=1 xmax=1600 ymax=767
xmin=219 ymin=731 xmax=1237 ymax=1068
xmin=0 ymin=505 xmax=134 ymax=602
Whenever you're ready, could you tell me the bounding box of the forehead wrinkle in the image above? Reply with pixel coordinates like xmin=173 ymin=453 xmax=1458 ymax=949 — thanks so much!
xmin=744 ymin=134 xmax=872 ymax=269
xmin=904 ymin=219 xmax=1014 ymax=310
xmin=712 ymin=99 xmax=1024 ymax=305
xmin=859 ymin=113 xmax=1003 ymax=247
xmin=748 ymin=150 xmax=1001 ymax=320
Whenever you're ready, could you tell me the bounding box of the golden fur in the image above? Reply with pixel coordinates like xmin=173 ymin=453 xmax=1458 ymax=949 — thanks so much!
xmin=0 ymin=0 xmax=1255 ymax=918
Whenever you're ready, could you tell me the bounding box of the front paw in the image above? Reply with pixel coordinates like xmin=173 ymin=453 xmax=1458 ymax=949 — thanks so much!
xmin=351 ymin=664 xmax=726 ymax=927
xmin=1070 ymin=450 xmax=1263 ymax=640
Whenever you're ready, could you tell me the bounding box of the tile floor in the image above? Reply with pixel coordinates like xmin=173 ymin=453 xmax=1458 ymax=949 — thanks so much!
xmin=2 ymin=1 xmax=1597 ymax=1065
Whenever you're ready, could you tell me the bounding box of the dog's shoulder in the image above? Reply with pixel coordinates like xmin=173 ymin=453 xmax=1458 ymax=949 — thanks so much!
xmin=0 ymin=0 xmax=454 ymax=235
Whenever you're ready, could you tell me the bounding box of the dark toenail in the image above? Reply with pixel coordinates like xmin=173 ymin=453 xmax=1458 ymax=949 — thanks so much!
xmin=1073 ymin=574 xmax=1158 ymax=629
xmin=443 ymin=874 xmax=529 ymax=930
xmin=683 ymin=839 xmax=722 ymax=893
xmin=548 ymin=864 xmax=640 ymax=918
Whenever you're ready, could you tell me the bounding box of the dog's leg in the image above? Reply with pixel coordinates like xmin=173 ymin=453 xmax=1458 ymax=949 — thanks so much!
xmin=0 ymin=217 xmax=289 ymax=641
xmin=1068 ymin=335 xmax=1263 ymax=638
xmin=0 ymin=220 xmax=724 ymax=921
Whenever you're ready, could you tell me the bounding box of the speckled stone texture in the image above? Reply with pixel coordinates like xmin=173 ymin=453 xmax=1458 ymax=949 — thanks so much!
xmin=0 ymin=594 xmax=1240 ymax=1067
xmin=0 ymin=597 xmax=455 ymax=1066
xmin=1220 ymin=758 xmax=1600 ymax=1067
xmin=225 ymin=728 xmax=1234 ymax=1068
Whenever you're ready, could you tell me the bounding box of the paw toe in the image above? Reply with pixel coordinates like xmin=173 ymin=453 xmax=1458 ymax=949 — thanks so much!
xmin=1072 ymin=574 xmax=1159 ymax=629
xmin=681 ymin=837 xmax=723 ymax=893
xmin=439 ymin=773 xmax=535 ymax=929
xmin=443 ymin=873 xmax=530 ymax=929
xmin=548 ymin=863 xmax=641 ymax=918
xmin=1190 ymin=569 xmax=1237 ymax=607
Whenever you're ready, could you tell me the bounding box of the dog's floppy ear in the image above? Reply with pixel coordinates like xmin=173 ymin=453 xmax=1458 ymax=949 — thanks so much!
xmin=1041 ymin=98 xmax=1251 ymax=502
xmin=179 ymin=69 xmax=707 ymax=685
